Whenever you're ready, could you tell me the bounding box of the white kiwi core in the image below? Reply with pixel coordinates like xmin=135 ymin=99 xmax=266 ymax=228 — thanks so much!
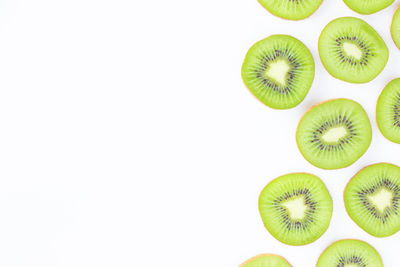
xmin=321 ymin=126 xmax=347 ymax=143
xmin=367 ymin=188 xmax=393 ymax=213
xmin=344 ymin=264 xmax=358 ymax=267
xmin=281 ymin=196 xmax=307 ymax=220
xmin=343 ymin=42 xmax=362 ymax=60
xmin=265 ymin=59 xmax=290 ymax=86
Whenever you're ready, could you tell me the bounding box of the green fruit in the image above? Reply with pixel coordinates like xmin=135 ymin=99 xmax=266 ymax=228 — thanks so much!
xmin=258 ymin=0 xmax=323 ymax=20
xmin=242 ymin=35 xmax=315 ymax=109
xmin=343 ymin=0 xmax=394 ymax=14
xmin=319 ymin=17 xmax=388 ymax=83
xmin=344 ymin=163 xmax=400 ymax=237
xmin=377 ymin=78 xmax=400 ymax=144
xmin=259 ymin=173 xmax=332 ymax=246
xmin=316 ymin=239 xmax=384 ymax=267
xmin=296 ymin=99 xmax=372 ymax=170
xmin=392 ymin=7 xmax=400 ymax=49
xmin=240 ymin=254 xmax=292 ymax=267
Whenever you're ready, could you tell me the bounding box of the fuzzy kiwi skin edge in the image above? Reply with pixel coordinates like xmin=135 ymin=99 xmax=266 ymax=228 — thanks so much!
xmin=257 ymin=0 xmax=324 ymax=21
xmin=239 ymin=254 xmax=292 ymax=267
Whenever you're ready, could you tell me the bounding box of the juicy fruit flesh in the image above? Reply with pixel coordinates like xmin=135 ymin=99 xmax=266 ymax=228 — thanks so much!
xmin=377 ymin=78 xmax=400 ymax=143
xmin=258 ymin=0 xmax=323 ymax=20
xmin=240 ymin=254 xmax=292 ymax=267
xmin=316 ymin=240 xmax=384 ymax=267
xmin=242 ymin=35 xmax=315 ymax=109
xmin=318 ymin=17 xmax=388 ymax=83
xmin=259 ymin=173 xmax=332 ymax=245
xmin=265 ymin=59 xmax=290 ymax=86
xmin=343 ymin=0 xmax=394 ymax=14
xmin=392 ymin=8 xmax=400 ymax=49
xmin=296 ymin=99 xmax=372 ymax=170
xmin=344 ymin=163 xmax=400 ymax=237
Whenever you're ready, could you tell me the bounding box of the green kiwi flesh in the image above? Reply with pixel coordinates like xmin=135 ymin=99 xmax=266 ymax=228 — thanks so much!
xmin=258 ymin=0 xmax=323 ymax=20
xmin=316 ymin=239 xmax=384 ymax=267
xmin=377 ymin=78 xmax=400 ymax=144
xmin=344 ymin=163 xmax=400 ymax=237
xmin=392 ymin=7 xmax=400 ymax=49
xmin=240 ymin=254 xmax=292 ymax=267
xmin=259 ymin=173 xmax=332 ymax=246
xmin=242 ymin=35 xmax=315 ymax=109
xmin=318 ymin=17 xmax=388 ymax=83
xmin=296 ymin=99 xmax=372 ymax=170
xmin=343 ymin=0 xmax=394 ymax=14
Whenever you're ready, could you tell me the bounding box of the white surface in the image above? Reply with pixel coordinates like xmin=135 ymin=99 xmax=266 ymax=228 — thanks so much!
xmin=0 ymin=0 xmax=399 ymax=266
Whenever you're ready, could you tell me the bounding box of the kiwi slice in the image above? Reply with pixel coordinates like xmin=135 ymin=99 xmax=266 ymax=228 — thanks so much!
xmin=240 ymin=254 xmax=292 ymax=267
xmin=318 ymin=17 xmax=388 ymax=83
xmin=296 ymin=99 xmax=372 ymax=170
xmin=259 ymin=173 xmax=332 ymax=246
xmin=343 ymin=0 xmax=394 ymax=14
xmin=344 ymin=163 xmax=400 ymax=237
xmin=258 ymin=0 xmax=323 ymax=20
xmin=241 ymin=35 xmax=315 ymax=109
xmin=316 ymin=239 xmax=384 ymax=267
xmin=377 ymin=78 xmax=400 ymax=144
xmin=392 ymin=7 xmax=400 ymax=49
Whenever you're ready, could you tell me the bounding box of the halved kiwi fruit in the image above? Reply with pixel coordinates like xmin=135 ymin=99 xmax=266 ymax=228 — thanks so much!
xmin=316 ymin=239 xmax=384 ymax=267
xmin=296 ymin=99 xmax=372 ymax=170
xmin=259 ymin=173 xmax=332 ymax=246
xmin=319 ymin=17 xmax=388 ymax=83
xmin=242 ymin=35 xmax=315 ymax=109
xmin=240 ymin=254 xmax=292 ymax=267
xmin=377 ymin=78 xmax=400 ymax=144
xmin=258 ymin=0 xmax=323 ymax=20
xmin=344 ymin=163 xmax=400 ymax=237
xmin=392 ymin=7 xmax=400 ymax=49
xmin=343 ymin=0 xmax=394 ymax=14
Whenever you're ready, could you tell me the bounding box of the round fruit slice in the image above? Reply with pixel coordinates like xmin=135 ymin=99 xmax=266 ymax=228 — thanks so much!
xmin=258 ymin=0 xmax=323 ymax=20
xmin=343 ymin=0 xmax=394 ymax=14
xmin=240 ymin=254 xmax=292 ymax=267
xmin=259 ymin=173 xmax=332 ymax=246
xmin=297 ymin=99 xmax=372 ymax=170
xmin=316 ymin=239 xmax=384 ymax=267
xmin=377 ymin=78 xmax=400 ymax=144
xmin=345 ymin=163 xmax=400 ymax=237
xmin=319 ymin=17 xmax=388 ymax=83
xmin=242 ymin=35 xmax=315 ymax=109
xmin=392 ymin=7 xmax=400 ymax=49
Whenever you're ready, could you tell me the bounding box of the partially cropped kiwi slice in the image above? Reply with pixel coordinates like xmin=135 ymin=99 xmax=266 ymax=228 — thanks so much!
xmin=345 ymin=163 xmax=400 ymax=237
xmin=240 ymin=254 xmax=292 ymax=267
xmin=377 ymin=78 xmax=400 ymax=144
xmin=316 ymin=239 xmax=384 ymax=267
xmin=392 ymin=7 xmax=400 ymax=49
xmin=242 ymin=35 xmax=315 ymax=109
xmin=319 ymin=17 xmax=388 ymax=83
xmin=343 ymin=0 xmax=394 ymax=14
xmin=296 ymin=99 xmax=372 ymax=170
xmin=258 ymin=0 xmax=323 ymax=20
xmin=259 ymin=173 xmax=332 ymax=246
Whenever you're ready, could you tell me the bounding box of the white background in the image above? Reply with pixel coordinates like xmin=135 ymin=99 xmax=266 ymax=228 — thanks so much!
xmin=0 ymin=0 xmax=399 ymax=266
